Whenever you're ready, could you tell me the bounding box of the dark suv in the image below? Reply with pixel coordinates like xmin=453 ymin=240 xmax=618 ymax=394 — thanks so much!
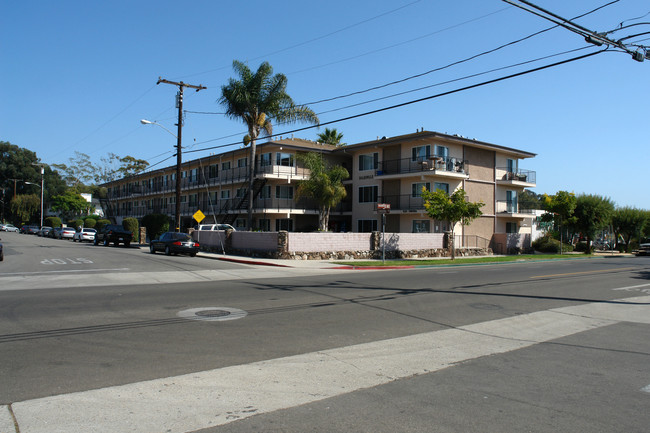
xmin=94 ymin=224 xmax=133 ymax=247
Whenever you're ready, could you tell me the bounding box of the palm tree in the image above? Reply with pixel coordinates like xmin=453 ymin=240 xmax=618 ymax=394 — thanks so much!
xmin=296 ymin=152 xmax=349 ymax=231
xmin=317 ymin=128 xmax=345 ymax=146
xmin=219 ymin=60 xmax=319 ymax=230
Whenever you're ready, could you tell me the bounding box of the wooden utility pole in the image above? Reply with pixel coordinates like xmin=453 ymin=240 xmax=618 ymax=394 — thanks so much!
xmin=156 ymin=78 xmax=206 ymax=232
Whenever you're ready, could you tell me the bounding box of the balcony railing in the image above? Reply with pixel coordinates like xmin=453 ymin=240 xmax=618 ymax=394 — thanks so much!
xmin=379 ymin=194 xmax=427 ymax=211
xmin=496 ymin=200 xmax=538 ymax=214
xmin=376 ymin=156 xmax=468 ymax=177
xmin=498 ymin=168 xmax=536 ymax=183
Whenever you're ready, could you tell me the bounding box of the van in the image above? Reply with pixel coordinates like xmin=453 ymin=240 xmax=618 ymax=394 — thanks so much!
xmin=197 ymin=224 xmax=236 ymax=231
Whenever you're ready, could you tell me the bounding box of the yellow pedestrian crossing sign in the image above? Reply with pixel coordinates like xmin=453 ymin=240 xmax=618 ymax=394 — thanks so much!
xmin=193 ymin=210 xmax=205 ymax=223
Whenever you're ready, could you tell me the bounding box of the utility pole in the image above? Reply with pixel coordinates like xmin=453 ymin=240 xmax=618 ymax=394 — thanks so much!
xmin=156 ymin=78 xmax=206 ymax=232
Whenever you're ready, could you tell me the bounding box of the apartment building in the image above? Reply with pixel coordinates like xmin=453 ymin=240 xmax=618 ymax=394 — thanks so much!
xmin=101 ymin=130 xmax=536 ymax=250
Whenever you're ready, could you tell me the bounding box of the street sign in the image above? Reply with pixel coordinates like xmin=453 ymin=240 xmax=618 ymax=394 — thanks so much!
xmin=193 ymin=210 xmax=205 ymax=223
xmin=377 ymin=203 xmax=390 ymax=214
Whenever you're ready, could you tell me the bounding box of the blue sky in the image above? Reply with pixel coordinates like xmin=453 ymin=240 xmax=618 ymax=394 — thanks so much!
xmin=2 ymin=0 xmax=648 ymax=208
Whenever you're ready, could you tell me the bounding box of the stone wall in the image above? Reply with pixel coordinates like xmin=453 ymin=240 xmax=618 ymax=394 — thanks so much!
xmin=193 ymin=230 xmax=491 ymax=260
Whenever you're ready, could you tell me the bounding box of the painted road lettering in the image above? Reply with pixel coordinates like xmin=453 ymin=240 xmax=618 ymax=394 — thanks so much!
xmin=41 ymin=258 xmax=94 ymax=265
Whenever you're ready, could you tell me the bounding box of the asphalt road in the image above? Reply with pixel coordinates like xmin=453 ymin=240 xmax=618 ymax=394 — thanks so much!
xmin=1 ymin=231 xmax=649 ymax=432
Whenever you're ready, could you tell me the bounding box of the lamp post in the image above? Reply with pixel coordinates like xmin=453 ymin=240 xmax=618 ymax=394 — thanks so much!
xmin=24 ymin=170 xmax=44 ymax=228
xmin=140 ymin=119 xmax=182 ymax=232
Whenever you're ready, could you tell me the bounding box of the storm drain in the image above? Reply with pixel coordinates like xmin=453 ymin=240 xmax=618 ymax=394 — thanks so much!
xmin=177 ymin=307 xmax=248 ymax=322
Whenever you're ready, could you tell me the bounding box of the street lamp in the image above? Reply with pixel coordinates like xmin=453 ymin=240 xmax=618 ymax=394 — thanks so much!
xmin=24 ymin=173 xmax=44 ymax=228
xmin=141 ymin=118 xmax=182 ymax=232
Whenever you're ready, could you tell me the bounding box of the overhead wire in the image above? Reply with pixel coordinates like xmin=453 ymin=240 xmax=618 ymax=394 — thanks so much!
xmin=305 ymin=0 xmax=621 ymax=106
xmin=183 ymin=48 xmax=608 ymax=156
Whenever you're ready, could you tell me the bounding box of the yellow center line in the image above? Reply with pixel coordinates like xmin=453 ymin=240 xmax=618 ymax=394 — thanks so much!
xmin=530 ymin=267 xmax=637 ymax=279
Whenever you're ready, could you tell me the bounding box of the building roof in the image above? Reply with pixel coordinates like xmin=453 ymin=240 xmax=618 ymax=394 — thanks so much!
xmin=336 ymin=130 xmax=537 ymax=158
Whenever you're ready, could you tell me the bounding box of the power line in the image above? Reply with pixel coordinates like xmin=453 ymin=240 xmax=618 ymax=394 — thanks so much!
xmin=177 ymin=0 xmax=424 ymax=80
xmin=304 ymin=0 xmax=621 ymax=106
xmin=184 ymin=48 xmax=607 ymax=156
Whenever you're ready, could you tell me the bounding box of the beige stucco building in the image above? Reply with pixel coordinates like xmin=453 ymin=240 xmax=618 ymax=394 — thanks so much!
xmin=101 ymin=130 xmax=536 ymax=252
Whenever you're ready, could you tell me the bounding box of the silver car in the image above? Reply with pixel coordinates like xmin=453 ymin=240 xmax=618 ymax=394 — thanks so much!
xmin=73 ymin=228 xmax=97 ymax=242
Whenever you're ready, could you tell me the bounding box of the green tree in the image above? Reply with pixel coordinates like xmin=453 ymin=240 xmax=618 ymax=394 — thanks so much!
xmin=52 ymin=151 xmax=96 ymax=187
xmin=421 ymin=188 xmax=484 ymax=259
xmin=571 ymin=194 xmax=615 ymax=254
xmin=518 ymin=189 xmax=543 ymax=212
xmin=0 ymin=141 xmax=66 ymax=221
xmin=296 ymin=153 xmax=349 ymax=231
xmin=541 ymin=190 xmax=577 ymax=244
xmin=611 ymin=207 xmax=647 ymax=252
xmin=95 ymin=153 xmax=150 ymax=183
xmin=317 ymin=128 xmax=345 ymax=146
xmin=219 ymin=60 xmax=319 ymax=230
xmin=50 ymin=190 xmax=92 ymax=219
xmin=141 ymin=213 xmax=170 ymax=241
xmin=10 ymin=194 xmax=40 ymax=223
xmin=122 ymin=217 xmax=139 ymax=244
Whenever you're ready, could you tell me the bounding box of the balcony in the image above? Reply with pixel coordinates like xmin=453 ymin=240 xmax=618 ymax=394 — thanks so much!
xmin=375 ymin=156 xmax=469 ymax=179
xmin=379 ymin=195 xmax=427 ymax=212
xmin=497 ymin=168 xmax=536 ymax=186
xmin=496 ymin=200 xmax=538 ymax=217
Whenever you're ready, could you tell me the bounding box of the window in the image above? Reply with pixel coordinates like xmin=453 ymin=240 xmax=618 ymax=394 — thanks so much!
xmin=260 ymin=153 xmax=272 ymax=167
xmin=412 ymin=145 xmax=430 ymax=161
xmin=259 ymin=185 xmax=271 ymax=199
xmin=221 ymin=161 xmax=231 ymax=170
xmin=412 ymin=182 xmax=430 ymax=197
xmin=358 ymin=185 xmax=378 ymax=203
xmin=357 ymin=219 xmax=378 ymax=232
xmin=434 ymin=182 xmax=449 ymax=194
xmin=189 ymin=194 xmax=198 ymax=206
xmin=237 ymin=158 xmax=247 ymax=168
xmin=276 ymin=185 xmax=294 ymax=199
xmin=358 ymin=152 xmax=378 ymax=171
xmin=208 ymin=164 xmax=218 ymax=178
xmin=180 ymin=195 xmax=187 ymax=203
xmin=276 ymin=219 xmax=293 ymax=231
xmin=413 ymin=220 xmax=430 ymax=233
xmin=507 ymin=158 xmax=517 ymax=173
xmin=506 ymin=190 xmax=517 ymax=212
xmin=236 ymin=187 xmax=247 ymax=198
xmin=433 ymin=220 xmax=448 ymax=233
xmin=220 ymin=190 xmax=230 ymax=199
xmin=276 ymin=152 xmax=294 ymax=167
xmin=434 ymin=145 xmax=449 ymax=159
xmin=258 ymin=218 xmax=271 ymax=231
xmin=506 ymin=222 xmax=518 ymax=233
xmin=235 ymin=218 xmax=247 ymax=230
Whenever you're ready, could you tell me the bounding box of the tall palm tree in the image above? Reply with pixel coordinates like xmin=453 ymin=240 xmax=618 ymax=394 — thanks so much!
xmin=296 ymin=152 xmax=349 ymax=231
xmin=219 ymin=60 xmax=319 ymax=230
xmin=317 ymin=128 xmax=345 ymax=146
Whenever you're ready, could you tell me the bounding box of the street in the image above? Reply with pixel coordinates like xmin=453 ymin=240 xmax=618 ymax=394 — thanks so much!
xmin=1 ymin=232 xmax=649 ymax=432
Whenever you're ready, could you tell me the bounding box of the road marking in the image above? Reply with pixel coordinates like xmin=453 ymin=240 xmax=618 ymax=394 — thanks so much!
xmin=8 ymin=295 xmax=649 ymax=433
xmin=0 ymin=268 xmax=130 ymax=277
xmin=530 ymin=267 xmax=636 ymax=279
xmin=642 ymin=384 xmax=650 ymax=394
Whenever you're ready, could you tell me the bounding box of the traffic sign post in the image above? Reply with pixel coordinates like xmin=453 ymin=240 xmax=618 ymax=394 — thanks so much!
xmin=377 ymin=204 xmax=390 ymax=264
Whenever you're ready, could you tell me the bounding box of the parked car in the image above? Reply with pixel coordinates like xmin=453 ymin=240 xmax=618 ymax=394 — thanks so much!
xmin=150 ymin=232 xmax=199 ymax=257
xmin=636 ymin=243 xmax=650 ymax=256
xmin=49 ymin=227 xmax=63 ymax=238
xmin=37 ymin=226 xmax=53 ymax=237
xmin=60 ymin=227 xmax=77 ymax=240
xmin=0 ymin=224 xmax=19 ymax=232
xmin=73 ymin=228 xmax=96 ymax=242
xmin=94 ymin=224 xmax=133 ymax=247
xmin=21 ymin=225 xmax=40 ymax=234
xmin=196 ymin=223 xmax=236 ymax=231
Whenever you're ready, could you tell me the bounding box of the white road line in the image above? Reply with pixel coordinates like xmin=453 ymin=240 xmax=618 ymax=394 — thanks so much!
xmin=7 ymin=295 xmax=649 ymax=433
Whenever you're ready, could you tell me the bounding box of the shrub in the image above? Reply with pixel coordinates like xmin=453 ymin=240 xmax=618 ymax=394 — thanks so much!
xmin=532 ymin=235 xmax=561 ymax=253
xmin=83 ymin=218 xmax=96 ymax=228
xmin=96 ymin=219 xmax=111 ymax=230
xmin=141 ymin=213 xmax=170 ymax=242
xmin=75 ymin=218 xmax=84 ymax=230
xmin=45 ymin=216 xmax=62 ymax=228
xmin=574 ymin=242 xmax=589 ymax=252
xmin=122 ymin=217 xmax=139 ymax=242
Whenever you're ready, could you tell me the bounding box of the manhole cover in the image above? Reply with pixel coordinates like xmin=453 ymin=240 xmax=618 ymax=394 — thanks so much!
xmin=177 ymin=307 xmax=248 ymax=322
